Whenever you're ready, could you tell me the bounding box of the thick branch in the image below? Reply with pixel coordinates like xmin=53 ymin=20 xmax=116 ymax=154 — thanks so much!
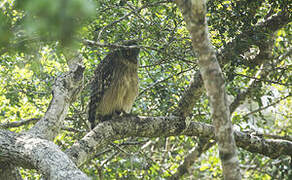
xmin=28 ymin=54 xmax=84 ymax=140
xmin=175 ymin=0 xmax=241 ymax=179
xmin=66 ymin=116 xmax=188 ymax=166
xmin=0 ymin=130 xmax=89 ymax=179
xmin=0 ymin=54 xmax=87 ymax=179
xmin=235 ymin=131 xmax=292 ymax=159
xmin=174 ymin=72 xmax=203 ymax=117
xmin=66 ymin=116 xmax=292 ymax=166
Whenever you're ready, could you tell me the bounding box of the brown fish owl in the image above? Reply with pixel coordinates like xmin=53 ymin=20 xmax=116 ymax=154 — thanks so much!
xmin=88 ymin=41 xmax=140 ymax=129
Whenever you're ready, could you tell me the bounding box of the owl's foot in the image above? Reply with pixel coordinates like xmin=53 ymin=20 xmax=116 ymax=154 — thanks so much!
xmin=113 ymin=111 xmax=130 ymax=117
xmin=114 ymin=111 xmax=123 ymax=116
xmin=99 ymin=112 xmax=126 ymax=122
xmin=99 ymin=114 xmax=113 ymax=122
xmin=122 ymin=112 xmax=134 ymax=117
xmin=115 ymin=111 xmax=137 ymax=117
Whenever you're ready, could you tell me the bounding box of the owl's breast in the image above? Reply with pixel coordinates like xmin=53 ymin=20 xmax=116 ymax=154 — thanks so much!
xmin=115 ymin=67 xmax=139 ymax=112
xmin=97 ymin=66 xmax=138 ymax=115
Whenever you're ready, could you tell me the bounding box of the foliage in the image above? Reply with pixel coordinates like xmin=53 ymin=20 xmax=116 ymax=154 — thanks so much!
xmin=0 ymin=0 xmax=291 ymax=179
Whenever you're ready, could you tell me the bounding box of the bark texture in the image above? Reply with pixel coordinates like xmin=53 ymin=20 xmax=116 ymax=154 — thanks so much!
xmin=65 ymin=115 xmax=292 ymax=166
xmin=29 ymin=55 xmax=84 ymax=141
xmin=1 ymin=115 xmax=291 ymax=178
xmin=0 ymin=55 xmax=89 ymax=179
xmin=175 ymin=0 xmax=241 ymax=179
xmin=0 ymin=130 xmax=89 ymax=180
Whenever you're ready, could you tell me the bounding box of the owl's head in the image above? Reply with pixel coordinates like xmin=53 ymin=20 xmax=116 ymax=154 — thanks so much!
xmin=120 ymin=40 xmax=140 ymax=63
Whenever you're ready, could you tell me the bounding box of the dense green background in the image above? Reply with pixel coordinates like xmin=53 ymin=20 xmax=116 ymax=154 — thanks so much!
xmin=0 ymin=0 xmax=291 ymax=179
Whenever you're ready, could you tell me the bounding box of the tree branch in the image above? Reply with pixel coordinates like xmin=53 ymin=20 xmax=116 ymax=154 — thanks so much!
xmin=243 ymin=94 xmax=291 ymax=118
xmin=230 ymin=46 xmax=291 ymax=114
xmin=66 ymin=116 xmax=292 ymax=167
xmin=167 ymin=138 xmax=216 ymax=180
xmin=96 ymin=0 xmax=173 ymax=41
xmin=139 ymin=68 xmax=193 ymax=96
xmin=28 ymin=54 xmax=85 ymax=140
xmin=234 ymin=73 xmax=289 ymax=86
xmin=175 ymin=0 xmax=241 ymax=179
xmin=174 ymin=71 xmax=203 ymax=117
xmin=66 ymin=115 xmax=188 ymax=166
xmin=0 ymin=130 xmax=89 ymax=179
xmin=0 ymin=118 xmax=40 ymax=128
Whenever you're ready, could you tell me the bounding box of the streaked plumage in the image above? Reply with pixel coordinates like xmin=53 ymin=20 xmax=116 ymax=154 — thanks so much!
xmin=88 ymin=41 xmax=140 ymax=129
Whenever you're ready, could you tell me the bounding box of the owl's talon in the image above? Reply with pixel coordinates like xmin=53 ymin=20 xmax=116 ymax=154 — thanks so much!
xmin=123 ymin=113 xmax=132 ymax=117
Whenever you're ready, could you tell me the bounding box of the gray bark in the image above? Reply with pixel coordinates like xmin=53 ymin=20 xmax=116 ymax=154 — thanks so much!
xmin=0 ymin=55 xmax=89 ymax=179
xmin=0 ymin=130 xmax=89 ymax=180
xmin=65 ymin=115 xmax=292 ymax=166
xmin=1 ymin=111 xmax=291 ymax=178
xmin=175 ymin=0 xmax=241 ymax=179
xmin=29 ymin=54 xmax=84 ymax=140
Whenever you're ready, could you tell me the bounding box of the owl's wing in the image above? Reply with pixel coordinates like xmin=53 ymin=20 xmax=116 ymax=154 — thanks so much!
xmin=88 ymin=53 xmax=116 ymax=128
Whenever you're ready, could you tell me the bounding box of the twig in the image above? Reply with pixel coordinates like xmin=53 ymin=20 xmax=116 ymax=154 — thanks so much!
xmin=61 ymin=127 xmax=86 ymax=133
xmin=93 ymin=148 xmax=112 ymax=159
xmin=167 ymin=138 xmax=216 ymax=180
xmin=100 ymin=151 xmax=120 ymax=167
xmin=255 ymin=133 xmax=292 ymax=141
xmin=96 ymin=0 xmax=173 ymax=40
xmin=139 ymin=68 xmax=193 ymax=96
xmin=234 ymin=73 xmax=290 ymax=86
xmin=83 ymin=39 xmax=162 ymax=52
xmin=70 ymin=105 xmax=90 ymax=131
xmin=243 ymin=94 xmax=291 ymax=118
xmin=119 ymin=140 xmax=148 ymax=146
xmin=110 ymin=143 xmax=131 ymax=155
xmin=83 ymin=39 xmax=196 ymax=67
xmin=0 ymin=118 xmax=40 ymax=128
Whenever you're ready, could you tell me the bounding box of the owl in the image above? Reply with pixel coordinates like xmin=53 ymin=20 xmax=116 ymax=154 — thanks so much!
xmin=88 ymin=41 xmax=140 ymax=129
